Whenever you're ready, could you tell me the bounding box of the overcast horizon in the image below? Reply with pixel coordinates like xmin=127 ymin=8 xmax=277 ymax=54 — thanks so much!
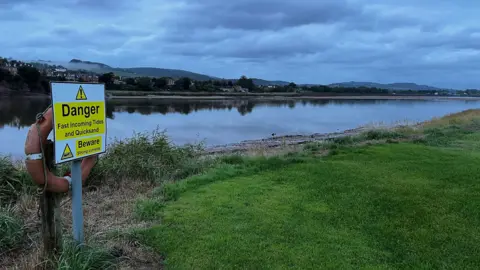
xmin=1 ymin=0 xmax=479 ymax=89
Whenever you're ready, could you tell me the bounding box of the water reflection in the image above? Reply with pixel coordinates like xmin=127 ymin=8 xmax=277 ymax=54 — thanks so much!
xmin=109 ymin=98 xmax=410 ymax=117
xmin=0 ymin=97 xmax=115 ymax=129
xmin=0 ymin=97 xmax=406 ymax=128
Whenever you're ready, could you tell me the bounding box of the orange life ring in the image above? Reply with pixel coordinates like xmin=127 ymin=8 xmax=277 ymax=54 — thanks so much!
xmin=24 ymin=107 xmax=97 ymax=193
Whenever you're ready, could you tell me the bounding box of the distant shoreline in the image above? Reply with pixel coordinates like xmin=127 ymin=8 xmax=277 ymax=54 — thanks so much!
xmin=5 ymin=91 xmax=480 ymax=101
xmin=109 ymin=94 xmax=480 ymax=101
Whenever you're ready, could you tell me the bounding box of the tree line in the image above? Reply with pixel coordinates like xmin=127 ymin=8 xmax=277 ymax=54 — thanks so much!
xmin=0 ymin=61 xmax=475 ymax=96
xmin=0 ymin=66 xmax=51 ymax=94
xmin=98 ymin=73 xmax=462 ymax=96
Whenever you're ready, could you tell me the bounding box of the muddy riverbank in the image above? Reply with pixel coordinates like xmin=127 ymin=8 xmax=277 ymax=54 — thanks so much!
xmin=204 ymin=126 xmax=372 ymax=154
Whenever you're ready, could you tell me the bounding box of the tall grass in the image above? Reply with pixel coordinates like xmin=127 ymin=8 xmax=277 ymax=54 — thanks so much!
xmin=87 ymin=128 xmax=210 ymax=187
xmin=0 ymin=156 xmax=34 ymax=205
xmin=0 ymin=206 xmax=24 ymax=251
xmin=54 ymin=240 xmax=117 ymax=270
xmin=363 ymin=129 xmax=407 ymax=140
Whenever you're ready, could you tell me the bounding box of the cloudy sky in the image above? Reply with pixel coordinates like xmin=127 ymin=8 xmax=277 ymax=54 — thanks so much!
xmin=0 ymin=0 xmax=478 ymax=88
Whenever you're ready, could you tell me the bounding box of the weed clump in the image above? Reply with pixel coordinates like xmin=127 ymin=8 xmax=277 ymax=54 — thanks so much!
xmin=135 ymin=198 xmax=165 ymax=221
xmin=363 ymin=129 xmax=405 ymax=140
xmin=331 ymin=136 xmax=359 ymax=145
xmin=0 ymin=206 xmax=24 ymax=251
xmin=303 ymin=136 xmax=360 ymax=155
xmin=420 ymin=125 xmax=473 ymax=146
xmin=55 ymin=239 xmax=117 ymax=270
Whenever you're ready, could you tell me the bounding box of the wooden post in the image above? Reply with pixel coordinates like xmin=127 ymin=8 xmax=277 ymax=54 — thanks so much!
xmin=40 ymin=140 xmax=63 ymax=258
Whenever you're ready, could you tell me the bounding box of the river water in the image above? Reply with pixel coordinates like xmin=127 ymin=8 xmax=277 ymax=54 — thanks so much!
xmin=1 ymin=97 xmax=479 ymax=157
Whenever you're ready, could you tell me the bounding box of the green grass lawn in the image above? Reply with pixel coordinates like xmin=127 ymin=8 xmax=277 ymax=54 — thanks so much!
xmin=136 ymin=113 xmax=480 ymax=269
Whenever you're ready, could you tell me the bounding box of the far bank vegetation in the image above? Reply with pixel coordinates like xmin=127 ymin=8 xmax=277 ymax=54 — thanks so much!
xmin=2 ymin=57 xmax=477 ymax=97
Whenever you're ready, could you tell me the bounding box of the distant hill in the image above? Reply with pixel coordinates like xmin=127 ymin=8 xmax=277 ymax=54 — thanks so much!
xmin=23 ymin=58 xmax=451 ymax=90
xmin=125 ymin=67 xmax=214 ymax=81
xmin=69 ymin=59 xmax=112 ymax=69
xmin=66 ymin=59 xmax=215 ymax=80
xmin=329 ymin=81 xmax=443 ymax=91
xmin=65 ymin=59 xmax=292 ymax=85
xmin=251 ymin=78 xmax=290 ymax=86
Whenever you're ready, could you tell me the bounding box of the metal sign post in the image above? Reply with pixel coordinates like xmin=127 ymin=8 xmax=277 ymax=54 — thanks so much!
xmin=71 ymin=160 xmax=84 ymax=243
xmin=50 ymin=82 xmax=107 ymax=244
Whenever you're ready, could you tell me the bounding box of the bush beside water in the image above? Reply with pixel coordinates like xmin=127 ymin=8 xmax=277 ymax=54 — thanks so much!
xmin=87 ymin=128 xmax=209 ymax=187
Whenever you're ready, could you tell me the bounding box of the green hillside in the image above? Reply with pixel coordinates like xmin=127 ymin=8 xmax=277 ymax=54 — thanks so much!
xmin=67 ymin=59 xmax=290 ymax=85
xmin=330 ymin=81 xmax=444 ymax=91
xmin=125 ymin=67 xmax=214 ymax=81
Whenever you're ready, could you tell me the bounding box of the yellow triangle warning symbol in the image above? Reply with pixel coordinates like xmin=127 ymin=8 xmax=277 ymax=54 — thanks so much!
xmin=76 ymin=85 xmax=87 ymax=100
xmin=61 ymin=144 xmax=74 ymax=160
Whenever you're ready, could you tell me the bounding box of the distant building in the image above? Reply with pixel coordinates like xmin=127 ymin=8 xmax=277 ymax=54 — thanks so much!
xmin=66 ymin=73 xmax=76 ymax=80
xmin=114 ymin=79 xmax=126 ymax=85
xmin=166 ymin=78 xmax=175 ymax=86
xmin=233 ymin=85 xmax=249 ymax=92
xmin=5 ymin=66 xmax=17 ymax=75
xmin=220 ymin=87 xmax=234 ymax=92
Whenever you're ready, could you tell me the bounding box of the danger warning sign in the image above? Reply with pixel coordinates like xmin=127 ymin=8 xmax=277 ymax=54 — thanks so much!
xmin=76 ymin=86 xmax=88 ymax=100
xmin=51 ymin=82 xmax=107 ymax=164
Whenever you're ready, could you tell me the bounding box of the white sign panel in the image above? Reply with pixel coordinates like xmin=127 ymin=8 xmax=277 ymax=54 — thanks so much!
xmin=51 ymin=82 xmax=107 ymax=164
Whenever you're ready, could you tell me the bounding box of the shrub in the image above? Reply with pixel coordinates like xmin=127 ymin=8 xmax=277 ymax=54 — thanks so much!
xmin=363 ymin=129 xmax=404 ymax=140
xmin=331 ymin=136 xmax=359 ymax=145
xmin=87 ymin=128 xmax=208 ymax=186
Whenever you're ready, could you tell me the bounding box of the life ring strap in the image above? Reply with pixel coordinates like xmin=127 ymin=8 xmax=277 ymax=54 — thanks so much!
xmin=64 ymin=176 xmax=72 ymax=190
xmin=26 ymin=153 xmax=43 ymax=161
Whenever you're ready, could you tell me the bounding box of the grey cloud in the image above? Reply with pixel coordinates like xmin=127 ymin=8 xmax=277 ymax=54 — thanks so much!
xmin=49 ymin=25 xmax=150 ymax=41
xmin=0 ymin=0 xmax=38 ymax=6
xmin=22 ymin=26 xmax=130 ymax=51
xmin=51 ymin=27 xmax=78 ymax=37
xmin=71 ymin=0 xmax=132 ymax=13
xmin=167 ymin=0 xmax=359 ymax=31
xmin=92 ymin=25 xmax=152 ymax=38
xmin=165 ymin=40 xmax=326 ymax=59
xmin=22 ymin=35 xmax=95 ymax=49
xmin=408 ymin=27 xmax=480 ymax=51
xmin=74 ymin=0 xmax=118 ymax=8
xmin=1 ymin=0 xmax=480 ymax=88
xmin=0 ymin=0 xmax=129 ymax=12
xmin=0 ymin=9 xmax=31 ymax=21
xmin=154 ymin=0 xmax=435 ymax=61
xmin=339 ymin=11 xmax=430 ymax=32
xmin=151 ymin=23 xmax=333 ymax=60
